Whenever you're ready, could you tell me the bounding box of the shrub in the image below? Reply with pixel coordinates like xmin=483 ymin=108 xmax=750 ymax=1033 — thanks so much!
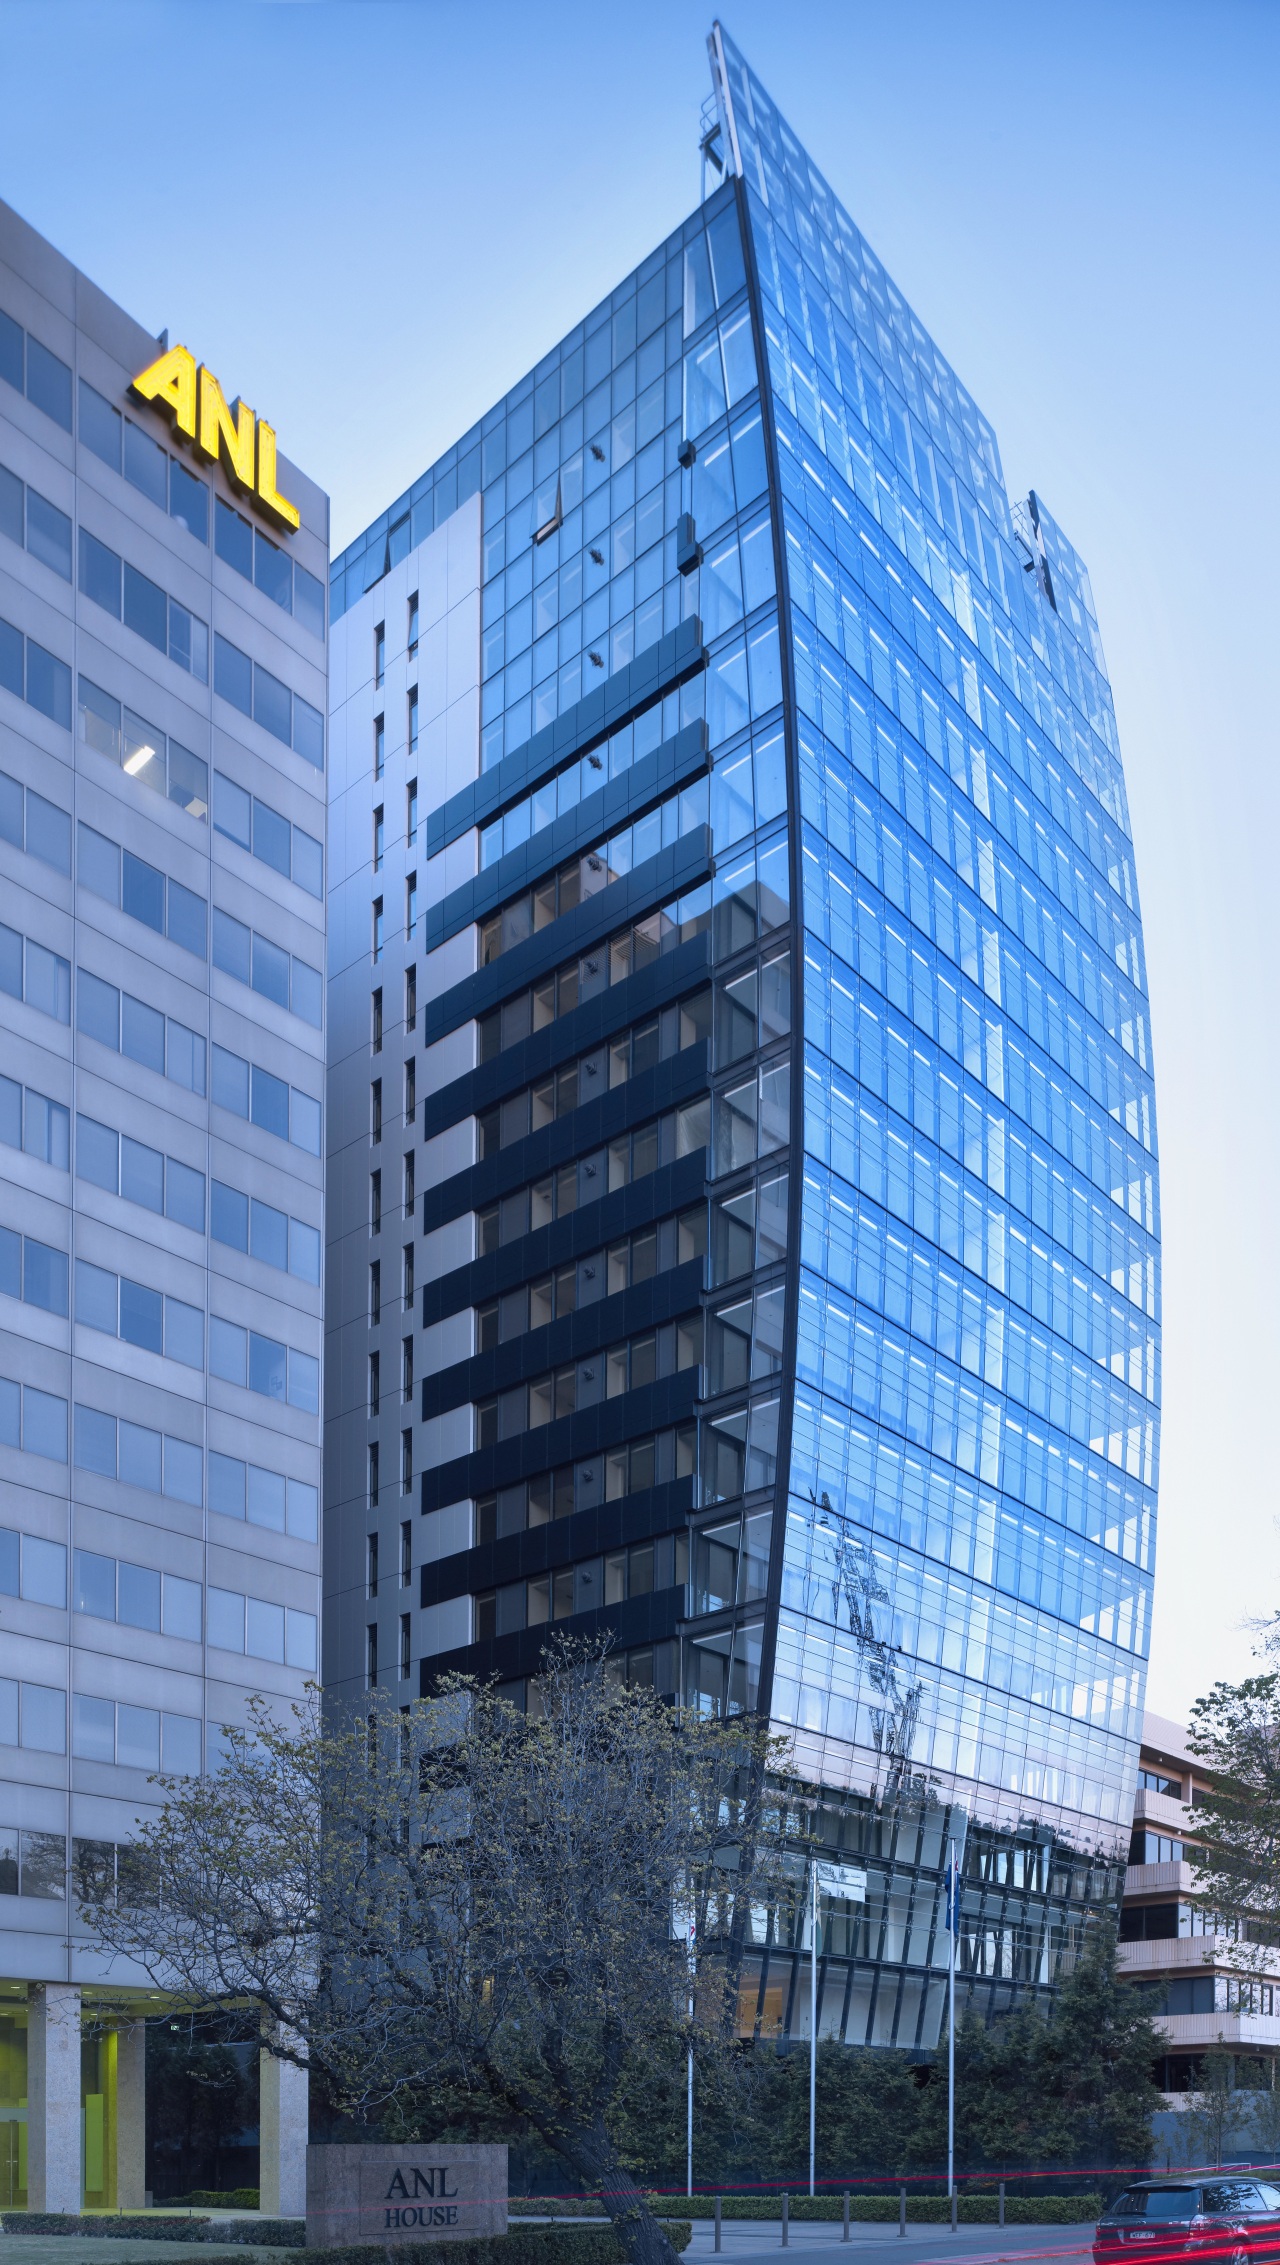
xmin=168 ymin=2192 xmax=262 ymax=2211
xmin=0 ymin=2217 xmax=212 ymax=2240
xmin=309 ymin=2225 xmax=691 ymax=2265
xmin=218 ymin=2221 xmax=305 ymax=2247
xmin=0 ymin=2216 xmax=305 ymax=2246
xmin=638 ymin=2192 xmax=1101 ymax=2224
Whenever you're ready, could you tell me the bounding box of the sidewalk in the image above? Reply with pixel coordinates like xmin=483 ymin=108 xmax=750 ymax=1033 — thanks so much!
xmin=681 ymin=2224 xmax=1097 ymax=2265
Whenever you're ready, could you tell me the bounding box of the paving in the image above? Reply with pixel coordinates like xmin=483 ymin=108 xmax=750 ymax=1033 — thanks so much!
xmin=679 ymin=2225 xmax=1097 ymax=2265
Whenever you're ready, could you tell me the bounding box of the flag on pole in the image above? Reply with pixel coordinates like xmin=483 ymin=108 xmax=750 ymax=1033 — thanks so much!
xmin=944 ymin=1849 xmax=960 ymax=1934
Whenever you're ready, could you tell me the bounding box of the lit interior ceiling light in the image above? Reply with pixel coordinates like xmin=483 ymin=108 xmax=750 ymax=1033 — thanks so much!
xmin=123 ymin=743 xmax=157 ymax=775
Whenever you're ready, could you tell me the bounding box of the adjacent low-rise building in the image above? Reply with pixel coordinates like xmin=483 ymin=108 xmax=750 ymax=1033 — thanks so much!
xmin=1121 ymin=1711 xmax=1280 ymax=2090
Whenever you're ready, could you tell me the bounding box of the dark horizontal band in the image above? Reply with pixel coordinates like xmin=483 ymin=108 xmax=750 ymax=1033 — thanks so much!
xmin=421 ymin=824 xmax=714 ymax=1048
xmin=426 ymin=614 xmax=706 ymax=857
xmin=425 ymin=718 xmax=709 ymax=954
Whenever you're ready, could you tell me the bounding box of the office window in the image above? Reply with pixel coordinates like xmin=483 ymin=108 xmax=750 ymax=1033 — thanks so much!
xmin=406 ymin=778 xmax=418 ymax=846
xmin=404 ymin=965 xmax=416 ymax=1032
xmin=408 ymin=685 xmax=418 ymax=754
xmin=374 ymin=713 xmax=384 ymax=778
xmin=374 ymin=622 xmax=385 ymax=687
xmin=366 ymin=1623 xmax=378 ymax=1689
xmin=0 ymin=614 xmax=71 ymax=728
xmin=406 ymin=872 xmax=417 ymax=941
xmin=401 ymin=1429 xmax=413 ymax=1494
xmin=404 ymin=1057 xmax=416 ymax=1126
xmin=370 ymin=1263 xmax=381 ymax=1326
xmin=371 ymin=1079 xmax=382 ymax=1143
xmin=372 ymin=987 xmax=383 ymax=1053
xmin=399 ymin=1613 xmax=411 ymax=1680
xmin=213 ymin=772 xmax=322 ymax=896
xmin=0 ymin=461 xmax=72 ymax=581
xmin=367 ymin=1532 xmax=379 ymax=1598
xmin=368 ymin=1441 xmax=380 ymax=1507
xmin=401 ymin=1335 xmax=413 ymax=1399
xmin=402 ymin=1151 xmax=414 ymax=1217
xmin=0 ymin=1077 xmax=69 ymax=1169
xmin=370 ymin=1171 xmax=382 ymax=1236
xmin=373 ymin=898 xmax=384 ymax=962
xmin=0 ymin=923 xmax=71 ymax=1024
xmin=78 ymin=530 xmax=208 ymax=682
xmin=0 ymin=767 xmax=65 ymax=868
xmin=373 ymin=807 xmax=384 ymax=871
xmin=400 ymin=1520 xmax=412 ymax=1586
xmin=407 ymin=592 xmax=418 ymax=655
xmin=401 ymin=1243 xmax=414 ymax=1308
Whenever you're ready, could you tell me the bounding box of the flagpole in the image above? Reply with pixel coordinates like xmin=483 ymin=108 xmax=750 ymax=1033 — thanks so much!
xmin=947 ymin=1838 xmax=956 ymax=2206
xmin=687 ymin=1911 xmax=695 ymax=2198
xmin=810 ymin=1859 xmax=817 ymax=2199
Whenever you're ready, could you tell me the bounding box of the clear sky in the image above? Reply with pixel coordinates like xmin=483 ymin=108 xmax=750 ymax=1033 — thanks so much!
xmin=4 ymin=0 xmax=1277 ymax=1730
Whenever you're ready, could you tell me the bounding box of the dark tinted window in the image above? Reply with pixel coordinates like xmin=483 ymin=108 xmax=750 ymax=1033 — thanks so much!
xmin=123 ymin=563 xmax=167 ymax=653
xmin=1204 ymin=2187 xmax=1264 ymax=2215
xmin=25 ymin=640 xmax=71 ymax=727
xmin=169 ymin=459 xmax=207 ymax=542
xmin=0 ymin=311 xmax=22 ymax=393
xmin=26 ymin=490 xmax=72 ymax=581
xmin=214 ymin=633 xmax=252 ymax=715
xmin=253 ymin=663 xmax=291 ymax=745
xmin=294 ymin=562 xmax=325 ymax=641
xmin=215 ymin=497 xmax=253 ymax=579
xmin=26 ymin=337 xmax=72 ymax=430
xmin=122 ymin=851 xmax=164 ymax=933
xmin=252 ymin=799 xmax=290 ymax=877
xmin=0 ymin=462 xmax=20 ymax=546
xmin=254 ymin=530 xmax=291 ymax=610
xmin=124 ymin=420 xmax=167 ymax=510
xmin=79 ymin=528 xmax=122 ymax=617
xmin=1143 ymin=2191 xmax=1201 ymax=2221
xmin=78 ymin=380 xmax=121 ymax=471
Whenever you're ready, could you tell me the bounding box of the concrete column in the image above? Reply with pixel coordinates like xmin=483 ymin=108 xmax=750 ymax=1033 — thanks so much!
xmin=259 ymin=2049 xmax=308 ymax=2218
xmin=115 ymin=2021 xmax=146 ymax=2209
xmin=26 ymin=1983 xmax=81 ymax=2212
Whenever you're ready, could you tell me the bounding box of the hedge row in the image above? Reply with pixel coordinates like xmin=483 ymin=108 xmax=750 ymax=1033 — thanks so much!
xmin=0 ymin=2216 xmax=304 ymax=2245
xmin=168 ymin=2192 xmax=263 ymax=2211
xmin=639 ymin=2191 xmax=1102 ymax=2224
xmin=309 ymin=2227 xmax=690 ymax=2265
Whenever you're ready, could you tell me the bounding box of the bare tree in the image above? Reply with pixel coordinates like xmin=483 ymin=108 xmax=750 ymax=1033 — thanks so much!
xmin=82 ymin=1647 xmax=792 ymax=2265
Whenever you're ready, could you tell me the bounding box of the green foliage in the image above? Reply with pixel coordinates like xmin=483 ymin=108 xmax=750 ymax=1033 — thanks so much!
xmin=0 ymin=2217 xmax=214 ymax=2239
xmin=0 ymin=2218 xmax=304 ymax=2246
xmin=910 ymin=1920 xmax=1160 ymax=2174
xmin=640 ymin=2195 xmax=1102 ymax=2222
xmin=308 ymin=2229 xmax=690 ymax=2265
xmin=604 ymin=1918 xmax=1158 ymax=2185
xmin=168 ymin=2191 xmax=262 ymax=2210
xmin=1189 ymin=1667 xmax=1280 ymax=1948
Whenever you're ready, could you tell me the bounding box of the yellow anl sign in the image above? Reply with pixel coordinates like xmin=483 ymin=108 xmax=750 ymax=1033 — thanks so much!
xmin=130 ymin=345 xmax=300 ymax=534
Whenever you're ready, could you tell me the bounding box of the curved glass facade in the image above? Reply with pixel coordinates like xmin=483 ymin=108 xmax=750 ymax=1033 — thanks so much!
xmin=326 ymin=23 xmax=1158 ymax=2055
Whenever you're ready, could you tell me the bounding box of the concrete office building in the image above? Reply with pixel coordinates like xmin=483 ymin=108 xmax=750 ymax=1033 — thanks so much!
xmin=0 ymin=200 xmax=327 ymax=2206
xmin=1121 ymin=1714 xmax=1280 ymax=2094
xmin=325 ymin=23 xmax=1159 ymax=2051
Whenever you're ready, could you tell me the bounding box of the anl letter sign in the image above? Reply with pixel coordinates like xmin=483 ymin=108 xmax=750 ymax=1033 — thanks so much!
xmin=131 ymin=346 xmax=300 ymax=533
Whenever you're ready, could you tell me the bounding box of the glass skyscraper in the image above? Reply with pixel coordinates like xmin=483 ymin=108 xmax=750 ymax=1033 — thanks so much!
xmin=326 ymin=23 xmax=1159 ymax=2053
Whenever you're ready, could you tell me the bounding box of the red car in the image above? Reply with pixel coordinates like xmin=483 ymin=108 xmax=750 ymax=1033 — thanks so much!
xmin=1095 ymin=2181 xmax=1280 ymax=2265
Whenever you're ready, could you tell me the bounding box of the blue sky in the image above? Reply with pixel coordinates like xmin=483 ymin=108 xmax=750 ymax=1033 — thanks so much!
xmin=4 ymin=0 xmax=1277 ymax=1724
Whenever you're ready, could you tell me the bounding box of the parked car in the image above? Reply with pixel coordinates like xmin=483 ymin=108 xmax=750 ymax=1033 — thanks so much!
xmin=1095 ymin=2181 xmax=1280 ymax=2265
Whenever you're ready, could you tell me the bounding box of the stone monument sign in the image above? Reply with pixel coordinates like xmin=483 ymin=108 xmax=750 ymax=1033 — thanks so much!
xmin=306 ymin=2143 xmax=508 ymax=2248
